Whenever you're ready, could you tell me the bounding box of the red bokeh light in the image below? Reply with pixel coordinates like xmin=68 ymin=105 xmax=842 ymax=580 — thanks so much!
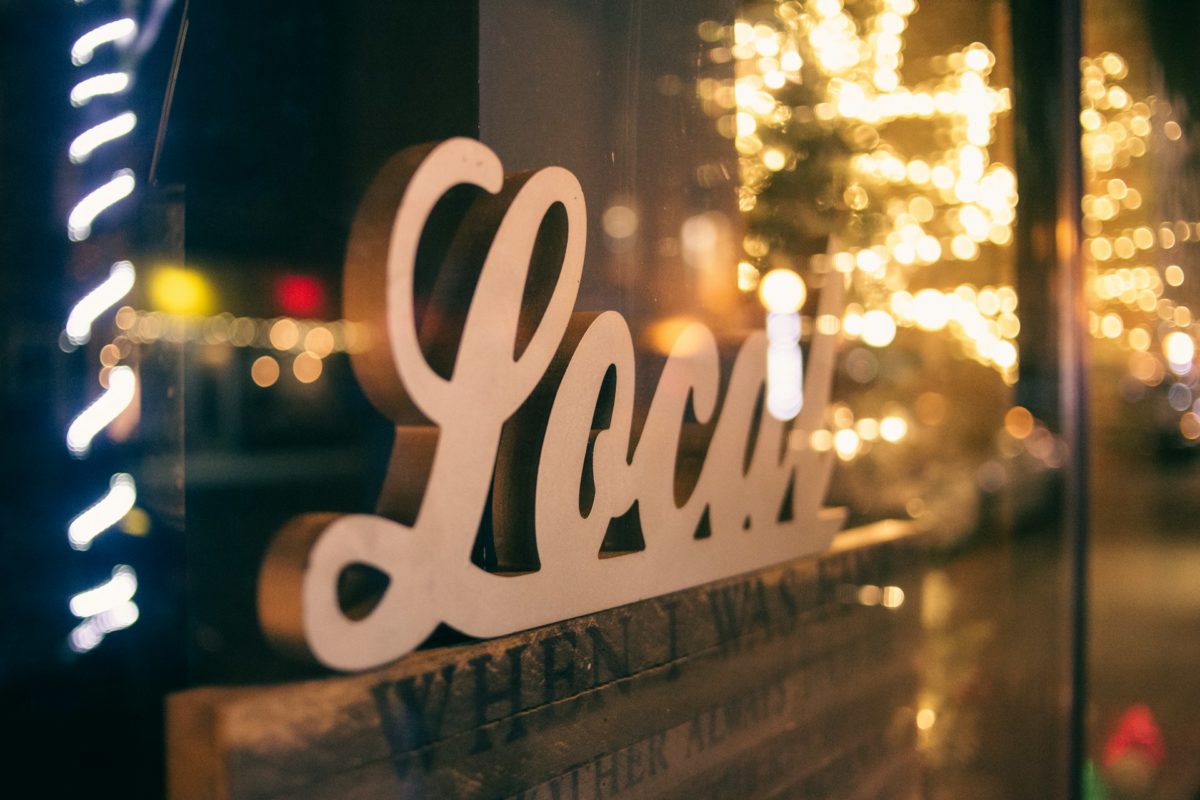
xmin=274 ymin=274 xmax=326 ymax=317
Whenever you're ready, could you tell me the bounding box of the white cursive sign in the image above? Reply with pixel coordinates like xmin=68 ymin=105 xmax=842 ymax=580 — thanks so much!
xmin=258 ymin=138 xmax=845 ymax=672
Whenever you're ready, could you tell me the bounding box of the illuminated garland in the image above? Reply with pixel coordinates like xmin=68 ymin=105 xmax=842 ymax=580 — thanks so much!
xmin=695 ymin=0 xmax=1018 ymax=464
xmin=702 ymin=0 xmax=1019 ymax=386
xmin=113 ymin=308 xmax=366 ymax=387
xmin=1079 ymin=53 xmax=1200 ymax=439
xmin=63 ymin=3 xmax=143 ymax=654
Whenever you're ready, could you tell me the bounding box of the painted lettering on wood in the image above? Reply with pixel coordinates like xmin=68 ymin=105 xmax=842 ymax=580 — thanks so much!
xmin=170 ymin=520 xmax=921 ymax=800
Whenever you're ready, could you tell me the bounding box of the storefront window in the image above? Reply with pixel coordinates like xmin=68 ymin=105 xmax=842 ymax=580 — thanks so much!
xmin=6 ymin=1 xmax=1196 ymax=797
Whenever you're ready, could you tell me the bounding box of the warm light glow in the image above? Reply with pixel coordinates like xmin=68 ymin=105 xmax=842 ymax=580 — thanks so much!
xmin=270 ymin=318 xmax=301 ymax=351
xmin=1163 ymin=330 xmax=1194 ymax=367
xmin=858 ymin=584 xmax=882 ymax=605
xmin=737 ymin=261 xmax=760 ymax=292
xmin=66 ymin=366 xmax=135 ymax=456
xmin=833 ymin=427 xmax=860 ymax=460
xmin=602 ymin=205 xmax=639 ymax=239
xmin=1003 ymin=406 xmax=1034 ymax=439
xmin=293 ymin=351 xmax=323 ymax=384
xmin=881 ymin=585 xmax=905 ymax=608
xmin=758 ymin=268 xmax=807 ymax=312
xmin=70 ymin=18 xmax=137 ymax=66
xmin=64 ymin=261 xmax=135 ymax=345
xmin=860 ymin=309 xmax=897 ymax=347
xmin=879 ymin=415 xmax=908 ymax=442
xmin=68 ymin=170 xmax=135 ymax=241
xmin=304 ymin=326 xmax=335 ymax=358
xmin=1128 ymin=327 xmax=1150 ymax=351
xmin=1181 ymin=412 xmax=1200 ymax=440
xmin=912 ymin=289 xmax=950 ymax=331
xmin=916 ymin=708 xmax=937 ymax=730
xmin=68 ymin=474 xmax=136 ymax=550
xmin=709 ymin=2 xmax=1028 ymax=462
xmin=251 ymin=355 xmax=280 ymax=388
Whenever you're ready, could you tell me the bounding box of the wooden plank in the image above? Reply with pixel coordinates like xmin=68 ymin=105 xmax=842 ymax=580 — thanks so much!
xmin=511 ymin=655 xmax=919 ymax=800
xmin=169 ymin=520 xmax=923 ymax=799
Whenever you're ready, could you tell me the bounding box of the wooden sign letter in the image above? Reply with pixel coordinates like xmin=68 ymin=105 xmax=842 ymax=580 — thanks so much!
xmin=258 ymin=138 xmax=845 ymax=671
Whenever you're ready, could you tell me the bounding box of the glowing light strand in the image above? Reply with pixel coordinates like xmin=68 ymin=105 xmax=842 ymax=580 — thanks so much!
xmin=68 ymin=599 xmax=139 ymax=654
xmin=1079 ymin=51 xmax=1200 ymax=436
xmin=64 ymin=5 xmax=143 ymax=654
xmin=70 ymin=71 xmax=130 ymax=107
xmin=66 ymin=365 xmax=136 ymax=456
xmin=710 ymin=1 xmax=1020 ymax=385
xmin=64 ymin=260 xmax=135 ymax=345
xmin=67 ymin=169 xmax=135 ymax=241
xmin=68 ymin=474 xmax=137 ymax=550
xmin=71 ymin=18 xmax=138 ymax=66
xmin=69 ymin=564 xmax=137 ymax=617
xmin=68 ymin=112 xmax=137 ymax=163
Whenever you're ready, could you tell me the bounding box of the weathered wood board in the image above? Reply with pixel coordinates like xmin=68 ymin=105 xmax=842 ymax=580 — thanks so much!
xmin=169 ymin=520 xmax=923 ymax=800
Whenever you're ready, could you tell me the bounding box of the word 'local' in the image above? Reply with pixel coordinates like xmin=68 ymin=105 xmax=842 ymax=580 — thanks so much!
xmin=257 ymin=138 xmax=845 ymax=672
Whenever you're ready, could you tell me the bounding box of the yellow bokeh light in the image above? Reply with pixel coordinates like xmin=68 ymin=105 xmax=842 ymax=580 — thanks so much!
xmin=992 ymin=340 xmax=1018 ymax=369
xmin=833 ymin=428 xmax=860 ymax=461
xmin=715 ymin=3 xmax=1026 ymax=395
xmin=861 ymin=309 xmax=897 ymax=347
xmin=1127 ymin=327 xmax=1150 ymax=351
xmin=1089 ymin=238 xmax=1113 ymax=261
xmin=810 ymin=429 xmax=833 ymax=451
xmin=147 ymin=267 xmax=215 ymax=316
xmin=758 ymin=268 xmax=807 ymax=312
xmin=913 ymin=289 xmax=949 ymax=331
xmin=1099 ymin=313 xmax=1123 ymax=339
xmin=1163 ymin=331 xmax=1195 ymax=365
xmin=879 ymin=415 xmax=908 ymax=442
xmin=856 ymin=417 xmax=880 ymax=441
xmin=737 ymin=261 xmax=760 ymax=292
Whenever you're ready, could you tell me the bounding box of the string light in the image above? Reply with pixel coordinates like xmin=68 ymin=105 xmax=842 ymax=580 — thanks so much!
xmin=66 ymin=365 xmax=136 ymax=456
xmin=69 ymin=565 xmax=137 ymax=617
xmin=70 ymin=18 xmax=137 ymax=66
xmin=705 ymin=0 xmax=1021 ymax=391
xmin=68 ymin=474 xmax=137 ymax=551
xmin=64 ymin=3 xmax=143 ymax=654
xmin=1080 ymin=51 xmax=1200 ymax=431
xmin=68 ymin=598 xmax=139 ymax=654
xmin=64 ymin=261 xmax=135 ymax=346
xmin=69 ymin=72 xmax=130 ymax=107
xmin=67 ymin=169 xmax=135 ymax=241
xmin=68 ymin=112 xmax=137 ymax=164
